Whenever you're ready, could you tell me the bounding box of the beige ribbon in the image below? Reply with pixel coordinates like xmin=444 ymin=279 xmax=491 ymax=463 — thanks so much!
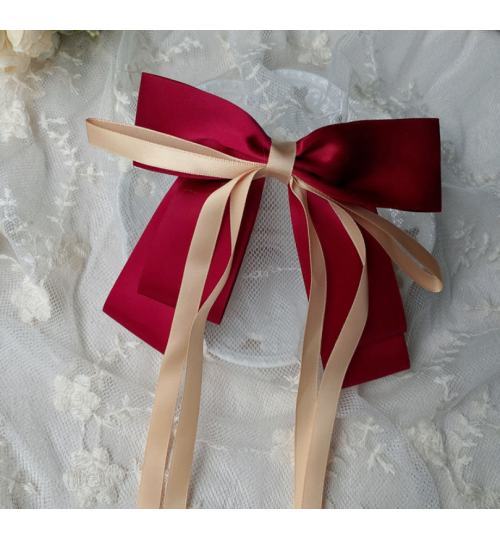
xmin=86 ymin=118 xmax=443 ymax=509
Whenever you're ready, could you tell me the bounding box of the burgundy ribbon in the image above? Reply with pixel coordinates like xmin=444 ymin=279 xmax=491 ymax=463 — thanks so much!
xmin=103 ymin=73 xmax=441 ymax=388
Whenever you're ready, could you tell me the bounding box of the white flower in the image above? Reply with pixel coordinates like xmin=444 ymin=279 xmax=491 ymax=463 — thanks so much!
xmin=0 ymin=31 xmax=30 ymax=73
xmin=63 ymin=448 xmax=125 ymax=508
xmin=7 ymin=30 xmax=54 ymax=57
xmin=0 ymin=30 xmax=59 ymax=74
xmin=10 ymin=276 xmax=51 ymax=323
xmin=54 ymin=374 xmax=101 ymax=422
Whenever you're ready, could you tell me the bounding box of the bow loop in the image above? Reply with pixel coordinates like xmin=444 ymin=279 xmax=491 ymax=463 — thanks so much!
xmin=294 ymin=118 xmax=441 ymax=211
xmin=135 ymin=73 xmax=272 ymax=174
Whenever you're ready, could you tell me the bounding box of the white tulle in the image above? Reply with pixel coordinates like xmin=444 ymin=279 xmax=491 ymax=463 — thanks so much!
xmin=1 ymin=30 xmax=500 ymax=509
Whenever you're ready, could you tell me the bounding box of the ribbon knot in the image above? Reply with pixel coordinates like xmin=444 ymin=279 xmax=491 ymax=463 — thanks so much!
xmin=85 ymin=73 xmax=443 ymax=510
xmin=263 ymin=139 xmax=297 ymax=184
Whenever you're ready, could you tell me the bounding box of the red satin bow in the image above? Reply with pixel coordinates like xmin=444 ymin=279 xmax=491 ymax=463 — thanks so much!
xmin=103 ymin=73 xmax=441 ymax=387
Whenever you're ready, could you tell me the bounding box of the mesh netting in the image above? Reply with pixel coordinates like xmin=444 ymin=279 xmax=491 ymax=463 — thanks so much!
xmin=1 ymin=30 xmax=500 ymax=509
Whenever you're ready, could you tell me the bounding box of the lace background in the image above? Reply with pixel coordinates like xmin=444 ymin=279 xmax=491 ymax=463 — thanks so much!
xmin=1 ymin=30 xmax=500 ymax=509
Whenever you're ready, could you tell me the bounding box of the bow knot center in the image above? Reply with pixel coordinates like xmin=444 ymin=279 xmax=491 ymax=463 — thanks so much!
xmin=263 ymin=139 xmax=296 ymax=184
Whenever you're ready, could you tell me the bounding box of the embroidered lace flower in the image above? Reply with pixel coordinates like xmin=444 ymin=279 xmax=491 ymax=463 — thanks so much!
xmin=54 ymin=375 xmax=101 ymax=422
xmin=0 ymin=99 xmax=31 ymax=142
xmin=63 ymin=448 xmax=125 ymax=508
xmin=1 ymin=30 xmax=500 ymax=510
xmin=10 ymin=276 xmax=51 ymax=323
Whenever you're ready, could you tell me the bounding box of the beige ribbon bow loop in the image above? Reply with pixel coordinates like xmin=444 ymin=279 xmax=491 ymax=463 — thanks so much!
xmin=86 ymin=118 xmax=443 ymax=510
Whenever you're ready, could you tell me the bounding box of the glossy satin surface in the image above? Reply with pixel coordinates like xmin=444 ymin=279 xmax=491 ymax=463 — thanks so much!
xmin=103 ymin=73 xmax=441 ymax=387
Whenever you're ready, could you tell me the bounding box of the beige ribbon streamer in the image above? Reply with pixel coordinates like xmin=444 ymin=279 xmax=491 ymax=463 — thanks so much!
xmin=86 ymin=118 xmax=443 ymax=509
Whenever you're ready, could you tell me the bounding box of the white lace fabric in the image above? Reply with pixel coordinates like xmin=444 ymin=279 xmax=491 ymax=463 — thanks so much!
xmin=1 ymin=30 xmax=500 ymax=509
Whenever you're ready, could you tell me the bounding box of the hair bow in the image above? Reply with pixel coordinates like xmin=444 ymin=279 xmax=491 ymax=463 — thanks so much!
xmin=86 ymin=73 xmax=443 ymax=509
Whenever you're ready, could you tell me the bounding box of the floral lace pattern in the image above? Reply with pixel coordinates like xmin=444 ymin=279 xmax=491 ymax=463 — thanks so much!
xmin=63 ymin=448 xmax=125 ymax=508
xmin=54 ymin=375 xmax=101 ymax=422
xmin=1 ymin=30 xmax=500 ymax=508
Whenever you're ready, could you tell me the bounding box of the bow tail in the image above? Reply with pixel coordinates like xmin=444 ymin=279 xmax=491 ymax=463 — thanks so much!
xmin=137 ymin=170 xmax=257 ymax=509
xmin=289 ymin=178 xmax=443 ymax=508
xmin=161 ymin=172 xmax=256 ymax=508
xmin=300 ymin=201 xmax=368 ymax=509
xmin=290 ymin=188 xmax=410 ymax=388
xmin=289 ymin=180 xmax=369 ymax=509
xmin=288 ymin=181 xmax=327 ymax=509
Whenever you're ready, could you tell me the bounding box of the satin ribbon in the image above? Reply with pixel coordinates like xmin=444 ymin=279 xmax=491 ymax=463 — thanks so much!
xmin=86 ymin=117 xmax=442 ymax=509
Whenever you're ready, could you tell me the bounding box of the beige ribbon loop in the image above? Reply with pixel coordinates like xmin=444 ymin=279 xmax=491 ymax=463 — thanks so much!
xmin=86 ymin=118 xmax=443 ymax=510
xmin=86 ymin=118 xmax=261 ymax=179
xmin=338 ymin=202 xmax=443 ymax=292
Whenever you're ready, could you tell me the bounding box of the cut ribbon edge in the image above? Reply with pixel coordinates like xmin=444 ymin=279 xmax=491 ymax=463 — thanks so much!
xmin=86 ymin=118 xmax=443 ymax=509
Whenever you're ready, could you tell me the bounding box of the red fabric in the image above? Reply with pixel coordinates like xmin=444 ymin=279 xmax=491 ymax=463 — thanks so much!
xmin=103 ymin=73 xmax=441 ymax=388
